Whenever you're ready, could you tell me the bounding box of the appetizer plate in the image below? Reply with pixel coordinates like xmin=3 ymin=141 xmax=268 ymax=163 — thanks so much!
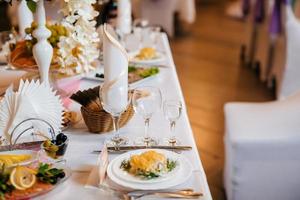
xmin=7 ymin=163 xmax=71 ymax=200
xmin=0 ymin=150 xmax=38 ymax=167
xmin=82 ymin=67 xmax=160 ymax=87
xmin=128 ymin=51 xmax=165 ymax=65
xmin=107 ymin=149 xmax=193 ymax=190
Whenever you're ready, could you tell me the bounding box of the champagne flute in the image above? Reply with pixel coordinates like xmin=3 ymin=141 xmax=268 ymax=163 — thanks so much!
xmin=163 ymin=100 xmax=182 ymax=146
xmin=99 ymin=85 xmax=129 ymax=146
xmin=132 ymin=86 xmax=162 ymax=146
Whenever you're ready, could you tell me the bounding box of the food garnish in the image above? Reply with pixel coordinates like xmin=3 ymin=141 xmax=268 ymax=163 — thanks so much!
xmin=36 ymin=163 xmax=65 ymax=185
xmin=10 ymin=166 xmax=37 ymax=190
xmin=120 ymin=150 xmax=177 ymax=180
xmin=0 ymin=165 xmax=14 ymax=199
xmin=42 ymin=133 xmax=68 ymax=159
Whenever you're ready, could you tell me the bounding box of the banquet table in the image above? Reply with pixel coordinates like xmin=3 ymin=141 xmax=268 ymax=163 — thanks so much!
xmin=0 ymin=33 xmax=212 ymax=200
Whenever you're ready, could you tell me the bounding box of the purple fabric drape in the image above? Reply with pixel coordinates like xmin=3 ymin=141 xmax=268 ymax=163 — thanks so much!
xmin=269 ymin=0 xmax=283 ymax=36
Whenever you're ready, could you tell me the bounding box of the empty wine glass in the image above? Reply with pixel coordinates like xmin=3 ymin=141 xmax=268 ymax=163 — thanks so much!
xmin=132 ymin=86 xmax=162 ymax=146
xmin=99 ymin=85 xmax=130 ymax=146
xmin=163 ymin=100 xmax=182 ymax=146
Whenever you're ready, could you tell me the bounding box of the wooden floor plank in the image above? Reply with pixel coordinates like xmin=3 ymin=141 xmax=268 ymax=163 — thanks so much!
xmin=170 ymin=2 xmax=275 ymax=199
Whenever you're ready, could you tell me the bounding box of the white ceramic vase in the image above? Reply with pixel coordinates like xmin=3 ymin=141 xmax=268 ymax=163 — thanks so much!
xmin=117 ymin=0 xmax=132 ymax=35
xmin=32 ymin=0 xmax=53 ymax=85
xmin=18 ymin=0 xmax=34 ymax=38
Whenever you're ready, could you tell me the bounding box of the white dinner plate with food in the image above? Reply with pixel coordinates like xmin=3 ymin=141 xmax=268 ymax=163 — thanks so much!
xmin=107 ymin=149 xmax=193 ymax=190
xmin=83 ymin=65 xmax=160 ymax=87
xmin=128 ymin=49 xmax=165 ymax=65
xmin=0 ymin=150 xmax=38 ymax=167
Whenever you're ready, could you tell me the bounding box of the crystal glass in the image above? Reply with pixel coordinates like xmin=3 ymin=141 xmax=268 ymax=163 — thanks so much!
xmin=163 ymin=100 xmax=182 ymax=145
xmin=132 ymin=86 xmax=162 ymax=146
xmin=99 ymin=85 xmax=130 ymax=146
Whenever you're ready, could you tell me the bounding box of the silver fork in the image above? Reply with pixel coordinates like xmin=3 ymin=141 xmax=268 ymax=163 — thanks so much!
xmin=124 ymin=189 xmax=203 ymax=200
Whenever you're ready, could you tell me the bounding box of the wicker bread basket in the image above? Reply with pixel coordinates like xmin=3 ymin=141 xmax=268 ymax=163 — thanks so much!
xmin=71 ymin=86 xmax=134 ymax=133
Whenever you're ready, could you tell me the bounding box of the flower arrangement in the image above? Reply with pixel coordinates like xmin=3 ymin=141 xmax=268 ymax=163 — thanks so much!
xmin=5 ymin=0 xmax=100 ymax=76
xmin=57 ymin=0 xmax=100 ymax=74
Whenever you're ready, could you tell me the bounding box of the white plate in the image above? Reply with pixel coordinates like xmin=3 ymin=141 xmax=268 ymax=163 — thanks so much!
xmin=0 ymin=150 xmax=38 ymax=167
xmin=111 ymin=149 xmax=180 ymax=184
xmin=107 ymin=149 xmax=193 ymax=190
xmin=82 ymin=67 xmax=159 ymax=87
xmin=129 ymin=51 xmax=165 ymax=65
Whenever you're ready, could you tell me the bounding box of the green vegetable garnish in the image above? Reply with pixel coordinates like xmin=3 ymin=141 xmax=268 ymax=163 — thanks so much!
xmin=0 ymin=164 xmax=14 ymax=200
xmin=139 ymin=67 xmax=159 ymax=78
xmin=166 ymin=159 xmax=177 ymax=172
xmin=128 ymin=66 xmax=137 ymax=72
xmin=36 ymin=163 xmax=65 ymax=185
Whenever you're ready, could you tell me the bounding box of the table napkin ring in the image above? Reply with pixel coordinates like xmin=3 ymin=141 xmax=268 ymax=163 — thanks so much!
xmin=71 ymin=86 xmax=134 ymax=133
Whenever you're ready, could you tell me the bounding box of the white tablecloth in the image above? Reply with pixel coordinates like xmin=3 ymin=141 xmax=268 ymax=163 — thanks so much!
xmin=0 ymin=33 xmax=212 ymax=200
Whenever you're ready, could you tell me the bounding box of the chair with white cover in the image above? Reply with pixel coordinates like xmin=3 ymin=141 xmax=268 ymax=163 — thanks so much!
xmin=131 ymin=0 xmax=196 ymax=37
xmin=274 ymin=2 xmax=300 ymax=99
xmin=224 ymin=92 xmax=300 ymax=200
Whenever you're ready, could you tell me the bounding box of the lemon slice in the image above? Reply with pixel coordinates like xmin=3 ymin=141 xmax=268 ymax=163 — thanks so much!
xmin=10 ymin=166 xmax=36 ymax=190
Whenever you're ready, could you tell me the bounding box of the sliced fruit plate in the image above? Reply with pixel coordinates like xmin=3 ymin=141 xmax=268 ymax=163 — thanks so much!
xmin=0 ymin=162 xmax=71 ymax=199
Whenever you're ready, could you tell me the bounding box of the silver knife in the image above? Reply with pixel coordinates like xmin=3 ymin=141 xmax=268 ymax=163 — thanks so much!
xmin=93 ymin=145 xmax=192 ymax=153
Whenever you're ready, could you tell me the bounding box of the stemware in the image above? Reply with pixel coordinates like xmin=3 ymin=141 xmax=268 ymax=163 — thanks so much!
xmin=132 ymin=86 xmax=162 ymax=146
xmin=163 ymin=100 xmax=182 ymax=145
xmin=99 ymin=85 xmax=130 ymax=146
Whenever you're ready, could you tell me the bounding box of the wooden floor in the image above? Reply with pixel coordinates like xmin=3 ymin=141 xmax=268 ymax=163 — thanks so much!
xmin=170 ymin=1 xmax=274 ymax=199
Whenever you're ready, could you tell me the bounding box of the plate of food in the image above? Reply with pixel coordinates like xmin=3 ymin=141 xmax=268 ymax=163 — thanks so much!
xmin=129 ymin=47 xmax=165 ymax=65
xmin=83 ymin=65 xmax=160 ymax=86
xmin=0 ymin=150 xmax=38 ymax=168
xmin=107 ymin=149 xmax=193 ymax=190
xmin=1 ymin=162 xmax=71 ymax=199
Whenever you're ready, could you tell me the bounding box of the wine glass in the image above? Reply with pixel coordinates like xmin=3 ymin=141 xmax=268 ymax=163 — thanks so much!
xmin=163 ymin=100 xmax=182 ymax=146
xmin=99 ymin=85 xmax=130 ymax=146
xmin=132 ymin=86 xmax=162 ymax=146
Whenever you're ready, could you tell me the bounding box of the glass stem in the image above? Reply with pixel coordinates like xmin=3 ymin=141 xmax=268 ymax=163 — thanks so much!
xmin=170 ymin=121 xmax=176 ymax=141
xmin=144 ymin=118 xmax=150 ymax=140
xmin=112 ymin=115 xmax=120 ymax=138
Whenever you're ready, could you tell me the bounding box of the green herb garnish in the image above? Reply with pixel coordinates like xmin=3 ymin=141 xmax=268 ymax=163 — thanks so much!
xmin=166 ymin=159 xmax=177 ymax=172
xmin=139 ymin=67 xmax=159 ymax=78
xmin=120 ymin=160 xmax=131 ymax=171
xmin=128 ymin=66 xmax=137 ymax=73
xmin=36 ymin=163 xmax=65 ymax=185
xmin=0 ymin=164 xmax=14 ymax=200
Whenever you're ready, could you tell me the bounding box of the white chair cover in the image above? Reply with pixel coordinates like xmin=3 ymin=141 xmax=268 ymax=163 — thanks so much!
xmin=278 ymin=4 xmax=300 ymax=99
xmin=131 ymin=0 xmax=196 ymax=37
xmin=224 ymin=92 xmax=300 ymax=200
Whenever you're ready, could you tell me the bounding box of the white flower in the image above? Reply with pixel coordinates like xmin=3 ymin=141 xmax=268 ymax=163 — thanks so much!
xmin=57 ymin=0 xmax=100 ymax=74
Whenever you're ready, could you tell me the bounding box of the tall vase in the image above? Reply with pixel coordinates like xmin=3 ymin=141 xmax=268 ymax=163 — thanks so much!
xmin=32 ymin=0 xmax=53 ymax=85
xmin=18 ymin=0 xmax=34 ymax=38
xmin=117 ymin=0 xmax=132 ymax=35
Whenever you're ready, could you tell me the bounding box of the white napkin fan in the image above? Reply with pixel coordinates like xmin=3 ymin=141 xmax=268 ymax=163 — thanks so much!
xmin=0 ymin=80 xmax=64 ymax=143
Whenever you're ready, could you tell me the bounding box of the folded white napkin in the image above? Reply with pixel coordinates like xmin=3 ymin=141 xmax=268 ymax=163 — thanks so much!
xmin=85 ymin=145 xmax=109 ymax=189
xmin=102 ymin=24 xmax=128 ymax=112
